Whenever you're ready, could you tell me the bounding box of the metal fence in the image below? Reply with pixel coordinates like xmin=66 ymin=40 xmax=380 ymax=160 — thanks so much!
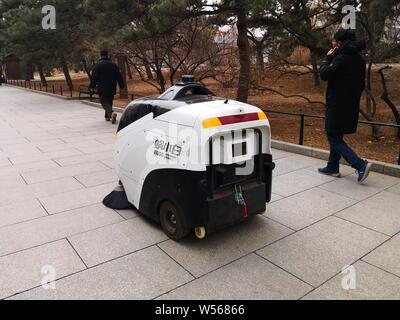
xmin=264 ymin=109 xmax=400 ymax=165
xmin=5 ymin=79 xmax=141 ymax=101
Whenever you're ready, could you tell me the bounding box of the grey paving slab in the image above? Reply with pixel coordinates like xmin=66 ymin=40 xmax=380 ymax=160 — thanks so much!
xmin=160 ymin=254 xmax=312 ymax=300
xmin=9 ymin=149 xmax=83 ymax=165
xmin=0 ymin=199 xmax=48 ymax=228
xmin=336 ymin=191 xmax=400 ymax=236
xmin=0 ymin=160 xmax=60 ymax=178
xmin=303 ymin=261 xmax=400 ymax=300
xmin=54 ymin=151 xmax=113 ymax=167
xmin=0 ymin=204 xmax=123 ymax=257
xmin=271 ymin=149 xmax=293 ymax=160
xmin=0 ymin=240 xmax=86 ymax=299
xmin=320 ymin=172 xmax=400 ymax=201
xmin=115 ymin=208 xmax=140 ymax=220
xmin=100 ymin=158 xmax=116 ymax=169
xmin=75 ymin=169 xmax=118 ymax=187
xmin=270 ymin=193 xmax=283 ymax=203
xmin=69 ymin=218 xmax=168 ymax=267
xmin=159 ymin=217 xmax=293 ymax=277
xmin=0 ymin=173 xmax=26 ymax=189
xmin=21 ymin=161 xmax=109 ymax=184
xmin=265 ymin=188 xmax=357 ymax=230
xmin=363 ymin=234 xmax=400 ymax=277
xmin=257 ymin=217 xmax=388 ymax=287
xmin=273 ymin=169 xmax=336 ymax=197
xmin=0 ymin=157 xmax=12 ymax=167
xmin=39 ymin=182 xmax=115 ymax=214
xmin=0 ymin=177 xmax=84 ymax=207
xmin=273 ymin=155 xmax=322 ymax=177
xmin=10 ymin=246 xmax=194 ymax=300
xmin=76 ymin=144 xmax=114 ymax=155
xmin=387 ymin=182 xmax=400 ymax=195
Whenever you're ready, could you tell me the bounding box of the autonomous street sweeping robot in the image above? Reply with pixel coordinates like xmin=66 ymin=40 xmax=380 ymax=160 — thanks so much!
xmin=104 ymin=76 xmax=275 ymax=240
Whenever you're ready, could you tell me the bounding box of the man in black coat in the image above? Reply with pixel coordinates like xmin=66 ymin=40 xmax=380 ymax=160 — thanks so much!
xmin=90 ymin=50 xmax=125 ymax=124
xmin=319 ymin=29 xmax=372 ymax=184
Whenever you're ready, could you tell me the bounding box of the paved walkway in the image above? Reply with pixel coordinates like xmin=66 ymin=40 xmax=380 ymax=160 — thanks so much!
xmin=1 ymin=85 xmax=400 ymax=300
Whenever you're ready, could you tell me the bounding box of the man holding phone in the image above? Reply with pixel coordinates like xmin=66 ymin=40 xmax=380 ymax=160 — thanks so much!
xmin=319 ymin=29 xmax=372 ymax=184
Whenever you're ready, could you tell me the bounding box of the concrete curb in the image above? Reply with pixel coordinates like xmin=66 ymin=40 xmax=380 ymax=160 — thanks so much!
xmin=272 ymin=140 xmax=400 ymax=178
xmin=5 ymin=84 xmax=80 ymax=101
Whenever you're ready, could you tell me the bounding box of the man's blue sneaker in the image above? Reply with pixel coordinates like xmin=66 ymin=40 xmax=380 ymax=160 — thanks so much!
xmin=357 ymin=161 xmax=372 ymax=184
xmin=318 ymin=167 xmax=341 ymax=178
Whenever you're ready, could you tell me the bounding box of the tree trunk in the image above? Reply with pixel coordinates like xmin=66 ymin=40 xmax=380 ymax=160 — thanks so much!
xmin=255 ymin=42 xmax=265 ymax=79
xmin=235 ymin=0 xmax=251 ymax=103
xmin=116 ymin=53 xmax=128 ymax=99
xmin=61 ymin=60 xmax=74 ymax=91
xmin=25 ymin=62 xmax=34 ymax=81
xmin=37 ymin=64 xmax=47 ymax=86
xmin=144 ymin=61 xmax=153 ymax=80
xmin=379 ymin=66 xmax=400 ymax=138
xmin=310 ymin=51 xmax=320 ymax=87
xmin=366 ymin=60 xmax=374 ymax=117
xmin=125 ymin=57 xmax=133 ymax=80
xmin=81 ymin=58 xmax=91 ymax=79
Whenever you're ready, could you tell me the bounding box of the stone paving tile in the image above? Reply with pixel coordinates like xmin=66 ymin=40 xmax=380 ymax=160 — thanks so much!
xmin=273 ymin=155 xmax=321 ymax=177
xmin=115 ymin=208 xmax=139 ymax=220
xmin=387 ymin=182 xmax=400 ymax=195
xmin=100 ymin=158 xmax=116 ymax=169
xmin=0 ymin=160 xmax=60 ymax=178
xmin=336 ymin=191 xmax=400 ymax=236
xmin=159 ymin=217 xmax=293 ymax=278
xmin=160 ymin=254 xmax=313 ymax=300
xmin=39 ymin=183 xmax=115 ymax=214
xmin=10 ymin=246 xmax=194 ymax=300
xmin=76 ymin=144 xmax=114 ymax=155
xmin=0 ymin=157 xmax=12 ymax=167
xmin=38 ymin=140 xmax=105 ymax=153
xmin=75 ymin=169 xmax=118 ymax=187
xmin=363 ymin=234 xmax=400 ymax=277
xmin=303 ymin=261 xmax=400 ymax=300
xmin=265 ymin=188 xmax=357 ymax=230
xmin=25 ymin=177 xmax=85 ymax=198
xmin=319 ymin=172 xmax=400 ymax=201
xmin=54 ymin=151 xmax=113 ymax=167
xmin=0 ymin=174 xmax=26 ymax=189
xmin=22 ymin=161 xmax=109 ymax=184
xmin=0 ymin=204 xmax=123 ymax=257
xmin=0 ymin=199 xmax=48 ymax=228
xmin=0 ymin=177 xmax=84 ymax=207
xmin=0 ymin=137 xmax=28 ymax=147
xmin=272 ymin=149 xmax=293 ymax=160
xmin=0 ymin=240 xmax=86 ymax=299
xmin=69 ymin=219 xmax=168 ymax=267
xmin=9 ymin=149 xmax=83 ymax=165
xmin=270 ymin=193 xmax=283 ymax=203
xmin=257 ymin=217 xmax=388 ymax=287
xmin=272 ymin=169 xmax=337 ymax=197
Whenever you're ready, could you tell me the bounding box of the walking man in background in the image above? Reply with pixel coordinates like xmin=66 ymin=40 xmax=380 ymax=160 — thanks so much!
xmin=90 ymin=50 xmax=125 ymax=124
xmin=319 ymin=29 xmax=372 ymax=184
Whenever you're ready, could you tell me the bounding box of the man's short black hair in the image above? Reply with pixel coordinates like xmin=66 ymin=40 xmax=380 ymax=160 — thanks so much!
xmin=334 ymin=29 xmax=357 ymax=42
xmin=100 ymin=49 xmax=109 ymax=57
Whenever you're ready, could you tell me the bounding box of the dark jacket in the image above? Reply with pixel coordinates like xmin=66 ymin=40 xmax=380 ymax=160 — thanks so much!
xmin=319 ymin=41 xmax=366 ymax=134
xmin=90 ymin=58 xmax=125 ymax=97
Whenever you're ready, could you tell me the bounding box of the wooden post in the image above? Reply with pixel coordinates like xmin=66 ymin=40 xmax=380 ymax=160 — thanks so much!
xmin=116 ymin=53 xmax=128 ymax=99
